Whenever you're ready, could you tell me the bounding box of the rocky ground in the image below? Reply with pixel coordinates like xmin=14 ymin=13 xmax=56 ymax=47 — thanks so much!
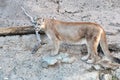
xmin=0 ymin=0 xmax=120 ymax=80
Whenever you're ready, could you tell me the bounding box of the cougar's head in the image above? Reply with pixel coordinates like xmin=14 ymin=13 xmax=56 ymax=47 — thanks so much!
xmin=34 ymin=17 xmax=45 ymax=31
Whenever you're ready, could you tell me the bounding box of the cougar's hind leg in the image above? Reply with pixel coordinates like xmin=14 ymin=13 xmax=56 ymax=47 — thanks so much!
xmin=86 ymin=35 xmax=101 ymax=64
xmin=85 ymin=42 xmax=96 ymax=64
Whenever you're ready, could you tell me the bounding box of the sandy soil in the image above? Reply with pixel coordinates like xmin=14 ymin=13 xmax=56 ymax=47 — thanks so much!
xmin=0 ymin=0 xmax=120 ymax=80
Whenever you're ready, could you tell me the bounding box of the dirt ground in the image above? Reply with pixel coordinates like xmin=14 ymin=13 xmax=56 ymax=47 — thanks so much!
xmin=0 ymin=0 xmax=120 ymax=80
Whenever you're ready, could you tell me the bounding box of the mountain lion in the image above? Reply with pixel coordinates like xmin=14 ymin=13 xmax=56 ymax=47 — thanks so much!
xmin=36 ymin=18 xmax=120 ymax=64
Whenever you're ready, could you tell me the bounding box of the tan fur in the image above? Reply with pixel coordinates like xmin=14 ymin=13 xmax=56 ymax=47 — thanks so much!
xmin=37 ymin=18 xmax=118 ymax=64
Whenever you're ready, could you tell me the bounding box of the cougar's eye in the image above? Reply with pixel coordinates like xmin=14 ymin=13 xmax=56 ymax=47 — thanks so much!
xmin=38 ymin=23 xmax=41 ymax=25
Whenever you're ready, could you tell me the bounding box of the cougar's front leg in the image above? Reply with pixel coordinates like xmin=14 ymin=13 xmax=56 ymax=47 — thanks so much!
xmin=46 ymin=31 xmax=60 ymax=56
xmin=81 ymin=45 xmax=91 ymax=61
xmin=50 ymin=39 xmax=60 ymax=56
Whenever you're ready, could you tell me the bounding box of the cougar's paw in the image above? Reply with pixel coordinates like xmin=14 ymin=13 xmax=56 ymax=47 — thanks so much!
xmin=86 ymin=58 xmax=95 ymax=64
xmin=81 ymin=55 xmax=89 ymax=61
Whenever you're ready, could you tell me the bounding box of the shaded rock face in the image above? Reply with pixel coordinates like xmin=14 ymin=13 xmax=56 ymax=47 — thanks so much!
xmin=0 ymin=0 xmax=120 ymax=80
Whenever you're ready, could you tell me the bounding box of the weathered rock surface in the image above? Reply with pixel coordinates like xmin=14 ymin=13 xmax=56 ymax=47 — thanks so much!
xmin=0 ymin=0 xmax=120 ymax=80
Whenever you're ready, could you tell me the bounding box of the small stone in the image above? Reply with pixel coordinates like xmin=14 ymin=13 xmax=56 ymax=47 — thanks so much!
xmin=41 ymin=61 xmax=49 ymax=68
xmin=0 ymin=67 xmax=2 ymax=69
xmin=114 ymin=68 xmax=120 ymax=79
xmin=93 ymin=65 xmax=102 ymax=70
xmin=4 ymin=77 xmax=9 ymax=80
xmin=103 ymin=74 xmax=112 ymax=80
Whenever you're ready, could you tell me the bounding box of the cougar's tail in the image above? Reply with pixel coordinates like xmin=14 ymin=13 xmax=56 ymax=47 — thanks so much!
xmin=100 ymin=30 xmax=120 ymax=64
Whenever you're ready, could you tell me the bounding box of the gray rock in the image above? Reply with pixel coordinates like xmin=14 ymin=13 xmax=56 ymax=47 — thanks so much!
xmin=114 ymin=68 xmax=120 ymax=79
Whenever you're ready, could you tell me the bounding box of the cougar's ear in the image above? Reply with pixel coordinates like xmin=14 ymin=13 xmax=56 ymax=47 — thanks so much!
xmin=41 ymin=18 xmax=44 ymax=22
xmin=36 ymin=18 xmax=44 ymax=22
xmin=36 ymin=18 xmax=45 ymax=25
xmin=50 ymin=16 xmax=56 ymax=19
xmin=53 ymin=17 xmax=56 ymax=19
